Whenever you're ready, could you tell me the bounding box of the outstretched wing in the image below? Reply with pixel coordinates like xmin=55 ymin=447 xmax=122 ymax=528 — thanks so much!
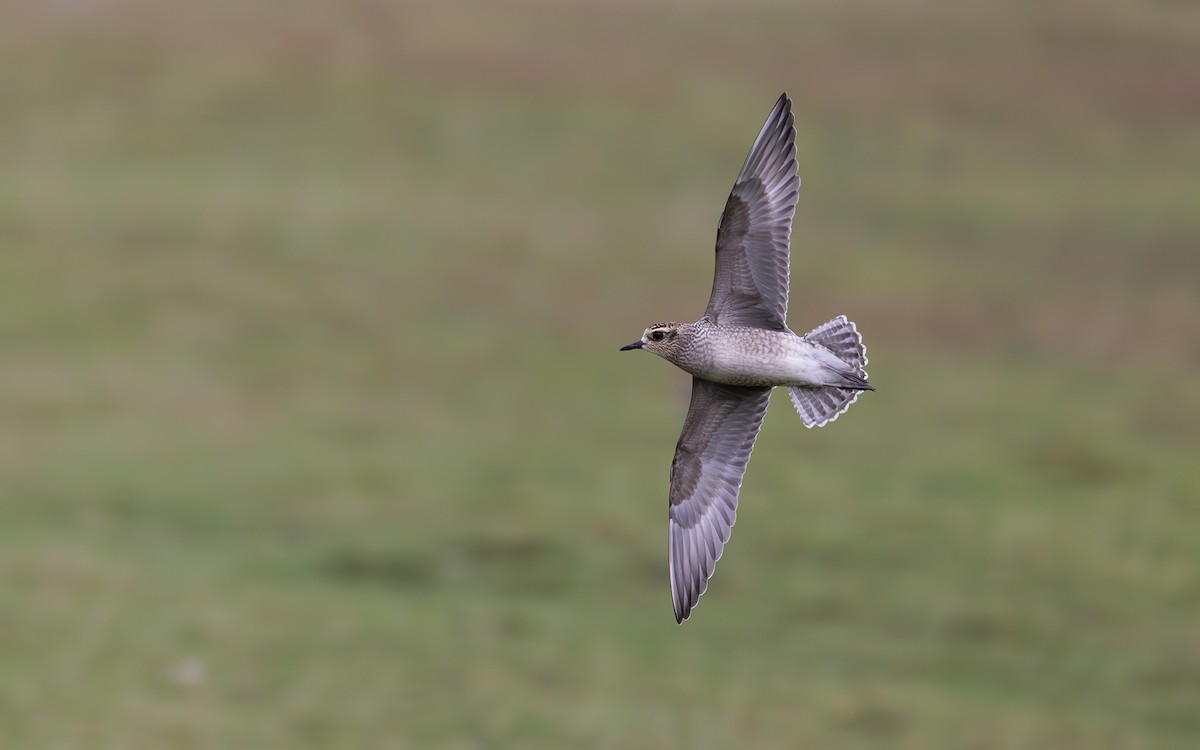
xmin=669 ymin=378 xmax=772 ymax=623
xmin=704 ymin=93 xmax=799 ymax=332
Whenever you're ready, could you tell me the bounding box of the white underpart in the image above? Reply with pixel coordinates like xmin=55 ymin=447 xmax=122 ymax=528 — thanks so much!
xmin=702 ymin=331 xmax=848 ymax=387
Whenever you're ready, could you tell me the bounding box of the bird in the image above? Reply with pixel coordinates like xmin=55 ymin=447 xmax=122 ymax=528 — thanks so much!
xmin=620 ymin=93 xmax=874 ymax=623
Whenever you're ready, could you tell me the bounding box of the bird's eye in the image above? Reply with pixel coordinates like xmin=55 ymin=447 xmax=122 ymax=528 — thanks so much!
xmin=650 ymin=330 xmax=666 ymax=341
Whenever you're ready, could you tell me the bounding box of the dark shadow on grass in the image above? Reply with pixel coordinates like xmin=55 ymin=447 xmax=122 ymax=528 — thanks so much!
xmin=322 ymin=534 xmax=578 ymax=595
xmin=324 ymin=548 xmax=438 ymax=589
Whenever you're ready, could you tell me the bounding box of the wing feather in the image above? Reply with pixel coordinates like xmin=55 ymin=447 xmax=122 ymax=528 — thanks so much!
xmin=668 ymin=378 xmax=772 ymax=622
xmin=704 ymin=93 xmax=800 ymax=331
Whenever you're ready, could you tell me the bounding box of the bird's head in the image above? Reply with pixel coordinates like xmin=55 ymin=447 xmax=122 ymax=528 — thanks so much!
xmin=620 ymin=322 xmax=686 ymax=359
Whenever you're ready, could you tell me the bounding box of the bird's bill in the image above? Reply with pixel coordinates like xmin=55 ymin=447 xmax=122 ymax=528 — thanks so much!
xmin=619 ymin=339 xmax=644 ymax=351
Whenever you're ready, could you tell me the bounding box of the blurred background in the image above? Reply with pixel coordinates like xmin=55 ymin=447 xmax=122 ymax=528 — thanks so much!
xmin=3 ymin=0 xmax=1198 ymax=747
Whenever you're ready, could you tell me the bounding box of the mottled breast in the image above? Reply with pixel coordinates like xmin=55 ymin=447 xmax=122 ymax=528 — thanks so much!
xmin=679 ymin=325 xmax=829 ymax=387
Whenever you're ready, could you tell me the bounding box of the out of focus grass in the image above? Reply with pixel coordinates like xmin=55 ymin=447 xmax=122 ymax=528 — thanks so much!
xmin=2 ymin=0 xmax=1199 ymax=747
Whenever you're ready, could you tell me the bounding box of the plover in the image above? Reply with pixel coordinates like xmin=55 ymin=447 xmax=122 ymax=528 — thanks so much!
xmin=620 ymin=93 xmax=874 ymax=623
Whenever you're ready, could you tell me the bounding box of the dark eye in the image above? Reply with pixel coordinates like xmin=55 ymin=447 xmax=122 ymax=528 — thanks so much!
xmin=650 ymin=330 xmax=665 ymax=341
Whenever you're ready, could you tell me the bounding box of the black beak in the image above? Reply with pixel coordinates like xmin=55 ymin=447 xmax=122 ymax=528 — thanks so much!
xmin=619 ymin=340 xmax=644 ymax=351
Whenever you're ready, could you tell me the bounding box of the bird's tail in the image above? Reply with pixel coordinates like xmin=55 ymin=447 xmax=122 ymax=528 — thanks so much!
xmin=789 ymin=316 xmax=871 ymax=428
xmin=804 ymin=315 xmax=868 ymax=374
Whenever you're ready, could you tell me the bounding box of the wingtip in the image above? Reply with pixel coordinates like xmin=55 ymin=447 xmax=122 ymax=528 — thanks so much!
xmin=674 ymin=600 xmax=692 ymax=624
xmin=671 ymin=587 xmax=686 ymax=623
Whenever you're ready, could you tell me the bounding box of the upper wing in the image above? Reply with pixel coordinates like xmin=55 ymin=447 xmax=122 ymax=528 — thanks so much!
xmin=668 ymin=378 xmax=772 ymax=623
xmin=704 ymin=93 xmax=800 ymax=331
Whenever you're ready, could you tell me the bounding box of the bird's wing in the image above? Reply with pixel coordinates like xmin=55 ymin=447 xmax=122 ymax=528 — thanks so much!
xmin=704 ymin=93 xmax=799 ymax=332
xmin=669 ymin=378 xmax=772 ymax=622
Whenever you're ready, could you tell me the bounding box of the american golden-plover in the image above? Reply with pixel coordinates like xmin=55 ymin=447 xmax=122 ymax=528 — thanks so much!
xmin=620 ymin=93 xmax=874 ymax=623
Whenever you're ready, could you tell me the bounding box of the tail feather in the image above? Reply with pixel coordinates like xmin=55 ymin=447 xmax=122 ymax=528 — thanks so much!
xmin=804 ymin=315 xmax=868 ymax=376
xmin=788 ymin=385 xmax=862 ymax=428
xmin=791 ymin=316 xmax=871 ymax=428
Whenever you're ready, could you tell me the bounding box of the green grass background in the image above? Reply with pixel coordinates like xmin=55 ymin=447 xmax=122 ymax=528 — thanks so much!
xmin=3 ymin=0 xmax=1199 ymax=747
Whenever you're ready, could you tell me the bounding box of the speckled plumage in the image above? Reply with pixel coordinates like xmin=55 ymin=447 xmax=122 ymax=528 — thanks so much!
xmin=620 ymin=93 xmax=875 ymax=623
xmin=645 ymin=319 xmax=867 ymax=389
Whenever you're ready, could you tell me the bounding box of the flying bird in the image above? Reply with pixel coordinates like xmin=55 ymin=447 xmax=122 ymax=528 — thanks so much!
xmin=620 ymin=93 xmax=874 ymax=623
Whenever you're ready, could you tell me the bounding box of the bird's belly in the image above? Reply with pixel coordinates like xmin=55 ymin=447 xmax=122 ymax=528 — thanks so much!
xmin=689 ymin=336 xmax=828 ymax=387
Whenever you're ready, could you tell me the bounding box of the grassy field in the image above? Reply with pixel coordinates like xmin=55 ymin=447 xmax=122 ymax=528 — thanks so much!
xmin=2 ymin=0 xmax=1199 ymax=747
